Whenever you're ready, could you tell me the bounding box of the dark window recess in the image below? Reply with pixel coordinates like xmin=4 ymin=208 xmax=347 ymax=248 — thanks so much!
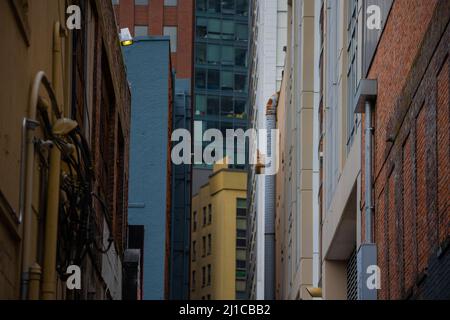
xmin=236 ymin=260 xmax=246 ymax=268
xmin=236 ymin=238 xmax=246 ymax=248
xmin=236 ymin=207 xmax=246 ymax=217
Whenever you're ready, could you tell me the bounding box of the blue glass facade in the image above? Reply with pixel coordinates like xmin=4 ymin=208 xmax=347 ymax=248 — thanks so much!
xmin=194 ymin=0 xmax=250 ymax=166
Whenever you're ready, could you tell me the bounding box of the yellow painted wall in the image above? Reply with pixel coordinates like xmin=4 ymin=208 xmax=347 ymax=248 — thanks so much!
xmin=190 ymin=167 xmax=247 ymax=300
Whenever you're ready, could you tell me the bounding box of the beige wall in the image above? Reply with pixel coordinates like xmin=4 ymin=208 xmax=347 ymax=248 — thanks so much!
xmin=275 ymin=0 xmax=316 ymax=300
xmin=0 ymin=0 xmax=70 ymax=299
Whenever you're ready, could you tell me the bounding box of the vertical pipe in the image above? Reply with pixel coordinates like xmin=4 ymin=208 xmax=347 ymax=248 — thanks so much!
xmin=41 ymin=22 xmax=64 ymax=300
xmin=364 ymin=100 xmax=373 ymax=243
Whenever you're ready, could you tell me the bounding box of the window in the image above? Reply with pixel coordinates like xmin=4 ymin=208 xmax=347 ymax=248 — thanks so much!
xmin=195 ymin=95 xmax=207 ymax=116
xmin=193 ymin=211 xmax=197 ymax=231
xmin=236 ymin=0 xmax=248 ymax=16
xmin=207 ymin=69 xmax=220 ymax=90
xmin=207 ymin=294 xmax=211 ymax=300
xmin=196 ymin=18 xmax=208 ymax=39
xmin=208 ymin=0 xmax=221 ymax=13
xmin=221 ymin=96 xmax=233 ymax=116
xmin=222 ymin=0 xmax=235 ymax=14
xmin=235 ymin=24 xmax=248 ymax=41
xmin=221 ymin=46 xmax=234 ymax=65
xmin=236 ymin=279 xmax=246 ymax=292
xmin=221 ymin=71 xmax=234 ymax=91
xmin=346 ymin=0 xmax=360 ymax=150
xmin=164 ymin=0 xmax=177 ymax=6
xmin=236 ymin=270 xmax=246 ymax=279
xmin=192 ymin=241 xmax=197 ymax=261
xmin=135 ymin=0 xmax=148 ymax=4
xmin=203 ymin=206 xmax=207 ymax=225
xmin=234 ymin=74 xmax=247 ymax=92
xmin=134 ymin=25 xmax=148 ymax=37
xmin=208 ymin=234 xmax=212 ymax=255
xmin=234 ymin=100 xmax=246 ymax=119
xmin=235 ymin=48 xmax=247 ymax=67
xmin=207 ymin=45 xmax=220 ymax=65
xmin=236 ymin=260 xmax=246 ymax=268
xmin=208 ymin=19 xmax=221 ymax=39
xmin=196 ymin=69 xmax=206 ymax=89
xmin=192 ymin=271 xmax=196 ymax=290
xmin=222 ymin=20 xmax=235 ymax=40
xmin=207 ymin=264 xmax=211 ymax=285
xmin=207 ymin=96 xmax=220 ymax=116
xmin=202 ymin=266 xmax=206 ymax=287
xmin=236 ymin=198 xmax=246 ymax=216
xmin=197 ymin=0 xmax=207 ymax=11
xmin=112 ymin=0 xmax=120 ymax=4
xmin=196 ymin=44 xmax=207 ymax=64
xmin=202 ymin=236 xmax=206 ymax=257
xmin=163 ymin=26 xmax=177 ymax=52
xmin=236 ymin=238 xmax=246 ymax=248
xmin=208 ymin=204 xmax=212 ymax=224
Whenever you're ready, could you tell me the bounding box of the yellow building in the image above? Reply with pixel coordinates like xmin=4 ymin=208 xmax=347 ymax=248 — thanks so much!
xmin=190 ymin=161 xmax=247 ymax=300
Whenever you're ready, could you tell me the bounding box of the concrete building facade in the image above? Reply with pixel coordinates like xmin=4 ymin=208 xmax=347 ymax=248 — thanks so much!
xmin=123 ymin=37 xmax=173 ymax=300
xmin=114 ymin=0 xmax=194 ymax=299
xmin=246 ymin=0 xmax=287 ymax=300
xmin=190 ymin=161 xmax=247 ymax=300
xmin=272 ymin=0 xmax=317 ymax=300
xmin=0 ymin=0 xmax=130 ymax=299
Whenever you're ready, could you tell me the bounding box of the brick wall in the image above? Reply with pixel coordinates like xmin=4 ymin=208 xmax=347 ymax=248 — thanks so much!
xmin=363 ymin=0 xmax=450 ymax=299
xmin=114 ymin=0 xmax=193 ymax=78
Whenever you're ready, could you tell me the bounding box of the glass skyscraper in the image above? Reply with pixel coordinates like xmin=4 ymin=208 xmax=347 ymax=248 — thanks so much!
xmin=194 ymin=0 xmax=249 ymax=169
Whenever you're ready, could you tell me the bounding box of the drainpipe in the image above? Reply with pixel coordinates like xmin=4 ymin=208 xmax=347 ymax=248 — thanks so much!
xmin=20 ymin=71 xmax=61 ymax=299
xmin=353 ymin=79 xmax=377 ymax=300
xmin=41 ymin=21 xmax=66 ymax=300
xmin=364 ymin=100 xmax=373 ymax=243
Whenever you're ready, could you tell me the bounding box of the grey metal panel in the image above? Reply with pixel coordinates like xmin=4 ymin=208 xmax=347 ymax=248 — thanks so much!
xmin=363 ymin=0 xmax=394 ymax=77
xmin=357 ymin=243 xmax=378 ymax=300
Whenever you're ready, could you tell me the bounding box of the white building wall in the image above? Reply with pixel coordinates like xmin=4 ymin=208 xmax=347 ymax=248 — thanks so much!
xmin=249 ymin=0 xmax=287 ymax=300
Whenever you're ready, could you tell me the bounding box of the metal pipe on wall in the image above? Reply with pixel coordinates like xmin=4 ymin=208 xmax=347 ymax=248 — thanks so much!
xmin=364 ymin=100 xmax=373 ymax=243
xmin=41 ymin=21 xmax=65 ymax=300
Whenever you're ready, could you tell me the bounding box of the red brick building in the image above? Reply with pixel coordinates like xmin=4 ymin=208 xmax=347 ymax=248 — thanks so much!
xmin=362 ymin=0 xmax=450 ymax=299
xmin=113 ymin=0 xmax=194 ymax=79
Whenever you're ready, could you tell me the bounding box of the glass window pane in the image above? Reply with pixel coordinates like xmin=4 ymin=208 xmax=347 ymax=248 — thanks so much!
xmin=235 ymin=48 xmax=247 ymax=67
xmin=208 ymin=19 xmax=221 ymax=39
xmin=234 ymin=74 xmax=247 ymax=92
xmin=236 ymin=0 xmax=248 ymax=16
xmin=221 ymin=20 xmax=235 ymax=40
xmin=197 ymin=0 xmax=207 ymax=11
xmin=195 ymin=69 xmax=206 ymax=89
xmin=196 ymin=18 xmax=207 ymax=39
xmin=221 ymin=46 xmax=234 ymax=65
xmin=195 ymin=95 xmax=207 ymax=116
xmin=234 ymin=100 xmax=246 ymax=119
xmin=196 ymin=44 xmax=206 ymax=64
xmin=222 ymin=0 xmax=235 ymax=14
xmin=164 ymin=0 xmax=177 ymax=6
xmin=236 ymin=24 xmax=248 ymax=41
xmin=236 ymin=280 xmax=246 ymax=291
xmin=163 ymin=26 xmax=177 ymax=52
xmin=221 ymin=71 xmax=233 ymax=90
xmin=208 ymin=0 xmax=221 ymax=13
xmin=207 ymin=44 xmax=220 ymax=65
xmin=207 ymin=96 xmax=220 ymax=116
xmin=134 ymin=25 xmax=148 ymax=37
xmin=207 ymin=69 xmax=220 ymax=89
xmin=221 ymin=96 xmax=233 ymax=116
